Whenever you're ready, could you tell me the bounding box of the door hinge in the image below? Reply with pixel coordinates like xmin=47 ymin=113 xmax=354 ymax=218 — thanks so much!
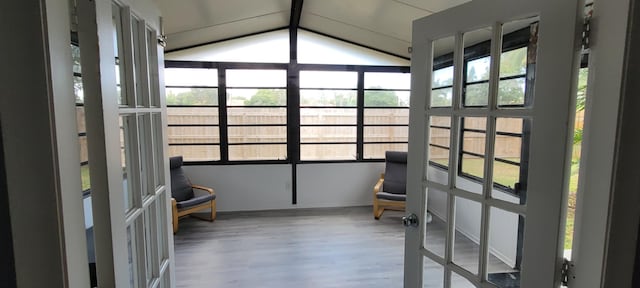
xmin=561 ymin=258 xmax=575 ymax=286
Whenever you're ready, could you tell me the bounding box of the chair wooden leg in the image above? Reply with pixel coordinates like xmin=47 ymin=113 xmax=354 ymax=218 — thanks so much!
xmin=374 ymin=207 xmax=385 ymax=220
xmin=171 ymin=199 xmax=179 ymax=234
xmin=210 ymin=199 xmax=216 ymax=222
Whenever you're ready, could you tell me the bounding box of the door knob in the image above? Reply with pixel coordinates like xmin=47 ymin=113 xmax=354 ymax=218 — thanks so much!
xmin=402 ymin=213 xmax=419 ymax=227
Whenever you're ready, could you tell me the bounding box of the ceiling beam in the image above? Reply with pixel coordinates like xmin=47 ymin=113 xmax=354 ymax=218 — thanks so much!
xmin=289 ymin=0 xmax=304 ymax=61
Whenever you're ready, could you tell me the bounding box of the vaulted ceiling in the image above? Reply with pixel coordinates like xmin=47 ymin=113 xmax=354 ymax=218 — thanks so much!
xmin=156 ymin=0 xmax=471 ymax=58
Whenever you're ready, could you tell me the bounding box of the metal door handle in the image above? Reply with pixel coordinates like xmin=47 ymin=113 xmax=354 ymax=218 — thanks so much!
xmin=402 ymin=213 xmax=419 ymax=227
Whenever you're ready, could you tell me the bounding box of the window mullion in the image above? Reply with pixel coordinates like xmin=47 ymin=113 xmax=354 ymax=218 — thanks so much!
xmin=218 ymin=68 xmax=229 ymax=162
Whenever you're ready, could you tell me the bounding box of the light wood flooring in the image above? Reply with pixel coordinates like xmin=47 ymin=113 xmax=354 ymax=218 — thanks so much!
xmin=173 ymin=206 xmax=513 ymax=288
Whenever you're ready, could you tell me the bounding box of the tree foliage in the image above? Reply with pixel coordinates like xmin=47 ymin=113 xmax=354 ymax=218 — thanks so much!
xmin=166 ymin=88 xmax=217 ymax=105
xmin=244 ymin=89 xmax=286 ymax=106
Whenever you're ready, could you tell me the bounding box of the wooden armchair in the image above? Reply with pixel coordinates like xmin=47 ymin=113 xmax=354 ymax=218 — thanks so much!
xmin=373 ymin=151 xmax=407 ymax=219
xmin=170 ymin=156 xmax=216 ymax=233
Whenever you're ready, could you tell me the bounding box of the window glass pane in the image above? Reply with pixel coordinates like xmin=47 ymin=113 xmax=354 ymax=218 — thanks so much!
xmin=462 ymin=131 xmax=486 ymax=155
xmin=461 ymin=154 xmax=484 ymax=180
xmin=429 ymin=127 xmax=450 ymax=149
xmin=167 ymin=107 xmax=218 ymax=125
xmin=363 ymin=143 xmax=408 ymax=159
xmin=228 ymin=144 xmax=287 ymax=161
xmin=496 ymin=118 xmax=523 ymax=134
xmin=168 ymin=145 xmax=220 ymax=162
xmin=300 ymin=90 xmax=357 ymax=107
xmin=498 ymin=78 xmax=525 ymax=106
xmin=300 ymin=71 xmax=357 ymax=89
xmin=226 ymin=69 xmax=286 ymax=87
xmin=228 ymin=126 xmax=287 ymax=144
xmin=363 ymin=126 xmax=408 ymax=143
xmin=364 ymin=91 xmax=410 ymax=107
xmin=500 ymin=47 xmax=527 ymax=78
xmin=300 ymin=108 xmax=356 ymax=125
xmin=164 ymin=68 xmax=217 ymax=87
xmin=495 ymin=135 xmax=521 ymax=164
xmin=431 ymin=87 xmax=452 ymax=108
xmin=364 ymin=72 xmax=410 ymax=90
xmin=429 ymin=146 xmax=449 ymax=168
xmin=464 ymin=117 xmax=486 ymax=131
xmin=493 ymin=161 xmax=520 ymax=190
xmin=300 ymin=126 xmax=357 ymax=143
xmin=167 ymin=127 xmax=219 ymax=144
xmin=79 ymin=135 xmax=89 ymax=163
xmin=228 ymin=107 xmax=287 ymax=125
xmin=300 ymin=144 xmax=356 ymax=161
xmin=465 ymin=82 xmax=489 ymax=106
xmin=433 ymin=66 xmax=453 ymax=88
xmin=363 ymin=109 xmax=409 ymax=125
xmin=228 ymin=89 xmax=286 ymax=106
xmin=165 ymin=88 xmax=217 ymax=106
xmin=466 ymin=57 xmax=491 ymax=82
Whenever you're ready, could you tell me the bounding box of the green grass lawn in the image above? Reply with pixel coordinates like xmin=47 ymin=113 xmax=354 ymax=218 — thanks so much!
xmin=81 ymin=165 xmax=91 ymax=191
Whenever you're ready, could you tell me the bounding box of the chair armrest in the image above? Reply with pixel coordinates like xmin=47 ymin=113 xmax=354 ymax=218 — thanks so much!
xmin=192 ymin=184 xmax=215 ymax=195
xmin=373 ymin=173 xmax=385 ymax=195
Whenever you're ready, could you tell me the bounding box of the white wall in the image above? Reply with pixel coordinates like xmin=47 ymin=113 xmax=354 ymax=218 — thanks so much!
xmin=183 ymin=162 xmax=384 ymax=212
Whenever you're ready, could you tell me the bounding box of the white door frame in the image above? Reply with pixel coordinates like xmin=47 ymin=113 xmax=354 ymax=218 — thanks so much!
xmin=571 ymin=0 xmax=638 ymax=286
xmin=0 ymin=0 xmax=90 ymax=287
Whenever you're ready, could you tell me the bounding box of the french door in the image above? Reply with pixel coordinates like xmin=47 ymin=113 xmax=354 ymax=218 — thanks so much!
xmin=405 ymin=0 xmax=582 ymax=287
xmin=78 ymin=0 xmax=174 ymax=286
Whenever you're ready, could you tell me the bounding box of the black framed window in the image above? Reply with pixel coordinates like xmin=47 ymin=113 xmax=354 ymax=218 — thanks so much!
xmin=362 ymin=72 xmax=410 ymax=159
xmin=226 ymin=69 xmax=287 ymax=161
xmin=299 ymin=70 xmax=358 ymax=161
xmin=165 ymin=67 xmax=220 ymax=161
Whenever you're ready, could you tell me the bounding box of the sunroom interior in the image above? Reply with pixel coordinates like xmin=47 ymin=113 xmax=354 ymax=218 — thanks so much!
xmin=66 ymin=0 xmax=596 ymax=287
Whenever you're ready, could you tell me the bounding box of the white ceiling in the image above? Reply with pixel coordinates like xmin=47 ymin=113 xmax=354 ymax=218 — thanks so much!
xmin=156 ymin=0 xmax=471 ymax=58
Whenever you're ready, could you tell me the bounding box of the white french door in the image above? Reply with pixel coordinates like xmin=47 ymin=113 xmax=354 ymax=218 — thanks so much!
xmin=78 ymin=0 xmax=174 ymax=287
xmin=405 ymin=0 xmax=582 ymax=287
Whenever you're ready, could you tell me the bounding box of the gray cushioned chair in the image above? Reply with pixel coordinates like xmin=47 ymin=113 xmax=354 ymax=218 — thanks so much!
xmin=170 ymin=156 xmax=216 ymax=233
xmin=373 ymin=151 xmax=407 ymax=219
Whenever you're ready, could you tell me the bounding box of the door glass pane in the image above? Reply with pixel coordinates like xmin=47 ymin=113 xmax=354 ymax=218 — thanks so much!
xmin=463 ymin=26 xmax=493 ymax=107
xmin=157 ymin=190 xmax=169 ymax=262
xmin=487 ymin=207 xmax=523 ymax=288
xmin=423 ymin=257 xmax=444 ymax=288
xmin=120 ymin=115 xmax=135 ymax=212
xmin=424 ymin=189 xmax=447 ymax=258
xmin=152 ymin=113 xmax=164 ymax=189
xmin=131 ymin=16 xmax=146 ymax=107
xmin=453 ymin=197 xmax=482 ymax=275
xmin=492 ymin=118 xmax=527 ymax=204
xmin=146 ymin=28 xmax=160 ymax=107
xmin=451 ymin=271 xmax=476 ymax=288
xmin=431 ymin=36 xmax=455 ymax=108
xmin=138 ymin=114 xmax=153 ymax=198
xmin=499 ymin=17 xmax=539 ymax=108
xmin=112 ymin=4 xmax=127 ymax=105
xmin=459 ymin=117 xmax=486 ymax=194
xmin=428 ymin=116 xmax=451 ymax=173
xmin=127 ymin=224 xmax=138 ymax=288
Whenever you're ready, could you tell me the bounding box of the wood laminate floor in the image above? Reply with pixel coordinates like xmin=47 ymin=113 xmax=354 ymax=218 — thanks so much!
xmin=173 ymin=206 xmax=513 ymax=288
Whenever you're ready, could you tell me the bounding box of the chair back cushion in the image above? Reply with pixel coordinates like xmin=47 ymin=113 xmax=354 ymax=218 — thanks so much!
xmin=169 ymin=156 xmax=194 ymax=202
xmin=382 ymin=151 xmax=408 ymax=195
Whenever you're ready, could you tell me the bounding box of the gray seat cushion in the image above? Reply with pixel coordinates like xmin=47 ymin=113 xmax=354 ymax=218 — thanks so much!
xmin=170 ymin=156 xmax=194 ymax=202
xmin=176 ymin=194 xmax=216 ymax=209
xmin=376 ymin=191 xmax=407 ymax=201
xmin=382 ymin=151 xmax=407 ymax=195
